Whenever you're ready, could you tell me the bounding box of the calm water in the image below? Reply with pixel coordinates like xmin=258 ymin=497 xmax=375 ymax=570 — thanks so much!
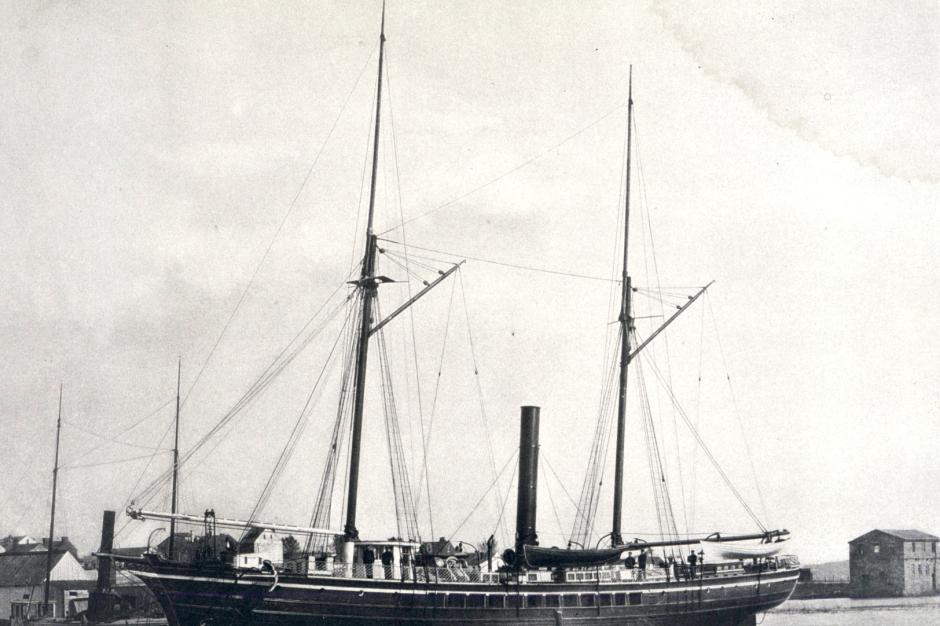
xmin=762 ymin=596 xmax=940 ymax=625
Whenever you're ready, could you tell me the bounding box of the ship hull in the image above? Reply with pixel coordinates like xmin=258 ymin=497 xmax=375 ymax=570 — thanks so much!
xmin=126 ymin=557 xmax=797 ymax=625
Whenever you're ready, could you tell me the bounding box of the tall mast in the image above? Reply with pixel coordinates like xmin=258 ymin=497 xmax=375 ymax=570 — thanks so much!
xmin=43 ymin=384 xmax=63 ymax=615
xmin=611 ymin=66 xmax=634 ymax=547
xmin=344 ymin=0 xmax=387 ymax=541
xmin=169 ymin=358 xmax=181 ymax=559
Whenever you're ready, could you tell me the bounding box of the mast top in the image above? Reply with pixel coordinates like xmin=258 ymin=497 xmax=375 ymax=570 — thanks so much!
xmin=628 ymin=64 xmax=633 ymax=104
xmin=380 ymin=0 xmax=386 ymax=42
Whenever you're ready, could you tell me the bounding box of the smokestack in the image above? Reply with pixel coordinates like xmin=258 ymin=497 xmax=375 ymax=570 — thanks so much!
xmin=96 ymin=511 xmax=115 ymax=591
xmin=515 ymin=406 xmax=540 ymax=561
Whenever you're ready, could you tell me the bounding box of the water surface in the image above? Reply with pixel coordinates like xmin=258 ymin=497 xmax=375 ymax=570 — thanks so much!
xmin=762 ymin=596 xmax=940 ymax=625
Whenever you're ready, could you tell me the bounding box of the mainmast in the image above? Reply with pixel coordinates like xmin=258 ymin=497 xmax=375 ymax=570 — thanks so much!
xmin=169 ymin=358 xmax=181 ymax=559
xmin=42 ymin=385 xmax=63 ymax=615
xmin=344 ymin=1 xmax=387 ymax=541
xmin=611 ymin=67 xmax=634 ymax=547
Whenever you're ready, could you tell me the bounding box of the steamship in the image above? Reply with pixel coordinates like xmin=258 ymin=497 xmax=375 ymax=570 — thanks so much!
xmin=105 ymin=3 xmax=800 ymax=624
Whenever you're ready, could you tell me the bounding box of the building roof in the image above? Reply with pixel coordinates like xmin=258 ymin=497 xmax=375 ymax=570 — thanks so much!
xmin=850 ymin=529 xmax=940 ymax=543
xmin=0 ymin=551 xmax=68 ymax=587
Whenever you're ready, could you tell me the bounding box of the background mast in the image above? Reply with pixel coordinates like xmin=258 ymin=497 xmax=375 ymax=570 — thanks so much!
xmin=169 ymin=358 xmax=181 ymax=559
xmin=42 ymin=384 xmax=63 ymax=615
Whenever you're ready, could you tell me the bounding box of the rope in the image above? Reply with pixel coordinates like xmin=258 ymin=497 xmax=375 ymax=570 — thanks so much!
xmin=238 ymin=302 xmax=354 ymax=542
xmin=60 ymin=451 xmax=171 ymax=471
xmin=133 ymin=278 xmax=352 ymax=506
xmin=641 ymin=351 xmax=767 ymax=532
xmin=376 ymin=303 xmax=420 ymax=541
xmin=413 ymin=277 xmax=458 ymax=538
xmin=708 ymin=294 xmax=770 ymax=521
xmin=457 ymin=269 xmax=510 ymax=548
xmin=379 ymin=239 xmax=620 ymax=283
xmin=306 ymin=297 xmax=361 ymax=553
xmin=544 ymin=466 xmax=566 ymax=544
xmin=541 ymin=453 xmax=579 ymax=509
xmin=491 ymin=457 xmax=518 ymax=544
xmin=377 ymin=99 xmax=628 ymax=236
xmin=447 ymin=450 xmax=517 ymax=541
xmin=61 ymin=420 xmax=166 ymax=452
xmin=114 ymin=416 xmax=177 ymax=541
xmin=181 ymin=41 xmax=378 ymax=412
xmin=634 ymin=111 xmax=690 ymax=537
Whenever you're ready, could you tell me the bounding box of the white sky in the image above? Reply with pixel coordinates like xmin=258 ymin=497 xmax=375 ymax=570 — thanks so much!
xmin=1 ymin=1 xmax=938 ymax=565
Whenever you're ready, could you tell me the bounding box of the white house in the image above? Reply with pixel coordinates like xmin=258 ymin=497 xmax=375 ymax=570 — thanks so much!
xmin=235 ymin=528 xmax=283 ymax=569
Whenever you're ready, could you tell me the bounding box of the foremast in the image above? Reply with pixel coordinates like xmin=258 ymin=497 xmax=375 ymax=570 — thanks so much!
xmin=610 ymin=67 xmax=634 ymax=547
xmin=344 ymin=1 xmax=387 ymax=542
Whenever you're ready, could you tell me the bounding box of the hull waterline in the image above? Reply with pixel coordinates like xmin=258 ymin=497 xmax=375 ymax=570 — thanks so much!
xmin=125 ymin=556 xmax=798 ymax=625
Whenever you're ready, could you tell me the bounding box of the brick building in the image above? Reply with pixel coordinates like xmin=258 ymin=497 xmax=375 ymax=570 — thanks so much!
xmin=849 ymin=529 xmax=939 ymax=597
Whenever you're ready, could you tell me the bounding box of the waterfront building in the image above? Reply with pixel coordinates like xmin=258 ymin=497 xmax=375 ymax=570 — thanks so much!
xmin=235 ymin=527 xmax=283 ymax=568
xmin=0 ymin=543 xmax=96 ymax=619
xmin=849 ymin=529 xmax=939 ymax=597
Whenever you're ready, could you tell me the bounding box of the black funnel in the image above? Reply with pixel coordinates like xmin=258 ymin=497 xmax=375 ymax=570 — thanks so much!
xmin=515 ymin=406 xmax=540 ymax=559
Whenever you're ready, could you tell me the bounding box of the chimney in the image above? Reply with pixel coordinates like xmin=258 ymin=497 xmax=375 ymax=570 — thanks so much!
xmin=514 ymin=406 xmax=540 ymax=561
xmin=96 ymin=512 xmax=115 ymax=591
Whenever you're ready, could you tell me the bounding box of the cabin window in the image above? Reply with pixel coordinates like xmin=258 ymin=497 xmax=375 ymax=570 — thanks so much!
xmin=629 ymin=592 xmax=642 ymax=606
xmin=545 ymin=594 xmax=561 ymax=608
xmin=527 ymin=573 xmax=538 ymax=582
xmin=505 ymin=595 xmax=521 ymax=609
xmin=576 ymin=572 xmax=585 ymax=581
xmin=613 ymin=592 xmax=626 ymax=606
xmin=526 ymin=595 xmax=544 ymax=608
xmin=581 ymin=594 xmax=596 ymax=607
xmin=598 ymin=593 xmax=612 ymax=607
xmin=487 ymin=595 xmax=505 ymax=609
xmin=447 ymin=594 xmax=465 ymax=609
xmin=466 ymin=594 xmax=485 ymax=608
xmin=563 ymin=594 xmax=579 ymax=608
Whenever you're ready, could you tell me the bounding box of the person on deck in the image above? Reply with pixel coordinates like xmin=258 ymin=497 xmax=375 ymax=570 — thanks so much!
xmin=687 ymin=551 xmax=698 ymax=579
xmin=638 ymin=550 xmax=648 ymax=580
xmin=363 ymin=547 xmax=375 ymax=578
xmin=381 ymin=548 xmax=394 ymax=579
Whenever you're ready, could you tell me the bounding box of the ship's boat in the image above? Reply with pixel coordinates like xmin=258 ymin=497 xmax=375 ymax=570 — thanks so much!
xmin=101 ymin=3 xmax=800 ymax=624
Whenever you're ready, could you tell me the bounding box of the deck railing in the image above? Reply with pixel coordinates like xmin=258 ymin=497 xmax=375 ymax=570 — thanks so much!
xmin=296 ymin=554 xmax=798 ymax=584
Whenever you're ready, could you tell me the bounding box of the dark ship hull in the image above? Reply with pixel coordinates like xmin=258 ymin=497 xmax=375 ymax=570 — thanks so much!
xmin=123 ymin=555 xmax=798 ymax=625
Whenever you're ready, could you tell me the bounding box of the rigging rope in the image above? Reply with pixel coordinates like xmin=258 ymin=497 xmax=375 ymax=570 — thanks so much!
xmin=375 ymin=301 xmax=421 ymax=541
xmin=379 ymin=239 xmax=620 ymax=284
xmin=377 ymin=99 xmax=628 ymax=236
xmin=306 ymin=295 xmax=360 ymax=554
xmin=182 ymin=41 xmax=379 ymax=412
xmin=458 ymin=269 xmax=511 ymax=549
xmin=413 ymin=276 xmax=458 ymax=538
xmin=640 ymin=351 xmax=767 ymax=532
xmin=633 ymin=111 xmax=691 ymax=537
xmin=569 ymin=104 xmax=630 ymax=549
xmin=447 ymin=450 xmax=517 ymax=542
xmin=133 ymin=277 xmax=353 ymax=507
xmin=707 ymin=294 xmax=770 ymax=522
xmin=634 ymin=353 xmax=680 ymax=547
xmin=238 ymin=301 xmax=354 ymax=543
